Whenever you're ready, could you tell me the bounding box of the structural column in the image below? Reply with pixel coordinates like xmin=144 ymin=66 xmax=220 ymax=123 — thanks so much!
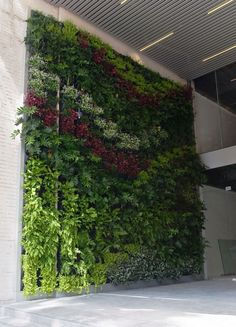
xmin=0 ymin=0 xmax=61 ymax=302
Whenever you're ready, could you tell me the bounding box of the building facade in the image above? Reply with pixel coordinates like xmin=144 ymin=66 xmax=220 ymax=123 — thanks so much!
xmin=1 ymin=0 xmax=236 ymax=302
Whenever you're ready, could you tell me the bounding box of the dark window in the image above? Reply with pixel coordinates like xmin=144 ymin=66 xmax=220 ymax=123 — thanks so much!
xmin=206 ymin=164 xmax=236 ymax=191
xmin=194 ymin=61 xmax=236 ymax=113
xmin=217 ymin=62 xmax=236 ymax=113
xmin=194 ymin=72 xmax=217 ymax=102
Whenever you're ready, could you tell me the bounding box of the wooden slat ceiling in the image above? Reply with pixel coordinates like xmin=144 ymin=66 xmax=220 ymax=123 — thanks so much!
xmin=45 ymin=0 xmax=236 ymax=80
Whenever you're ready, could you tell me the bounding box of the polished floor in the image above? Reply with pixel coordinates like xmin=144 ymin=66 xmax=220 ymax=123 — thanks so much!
xmin=1 ymin=277 xmax=236 ymax=326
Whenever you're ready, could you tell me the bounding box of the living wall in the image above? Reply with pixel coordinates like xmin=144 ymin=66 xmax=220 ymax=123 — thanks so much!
xmin=14 ymin=11 xmax=205 ymax=295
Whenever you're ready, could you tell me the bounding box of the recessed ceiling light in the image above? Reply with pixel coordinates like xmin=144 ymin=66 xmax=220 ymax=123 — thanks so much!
xmin=203 ymin=44 xmax=236 ymax=62
xmin=140 ymin=32 xmax=174 ymax=52
xmin=208 ymin=0 xmax=234 ymax=15
xmin=231 ymin=78 xmax=236 ymax=82
xmin=121 ymin=0 xmax=128 ymax=4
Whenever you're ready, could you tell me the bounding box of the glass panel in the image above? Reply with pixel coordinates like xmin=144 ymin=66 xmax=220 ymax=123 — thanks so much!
xmin=216 ymin=62 xmax=236 ymax=113
xmin=206 ymin=164 xmax=236 ymax=191
xmin=219 ymin=240 xmax=236 ymax=275
xmin=194 ymin=72 xmax=217 ymax=102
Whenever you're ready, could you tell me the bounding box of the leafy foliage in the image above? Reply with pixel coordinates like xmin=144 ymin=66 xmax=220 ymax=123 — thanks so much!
xmin=107 ymin=248 xmax=202 ymax=285
xmin=17 ymin=11 xmax=205 ymax=295
xmin=22 ymin=158 xmax=60 ymax=295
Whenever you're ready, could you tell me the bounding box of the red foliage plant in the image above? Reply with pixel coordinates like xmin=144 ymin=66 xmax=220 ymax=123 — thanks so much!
xmin=90 ymin=47 xmax=191 ymax=108
xmin=25 ymin=91 xmax=46 ymax=107
xmin=76 ymin=123 xmax=146 ymax=178
xmin=137 ymin=93 xmax=159 ymax=107
xmin=37 ymin=102 xmax=148 ymax=177
xmin=92 ymin=48 xmax=106 ymax=64
xmin=60 ymin=110 xmax=78 ymax=134
xmin=75 ymin=123 xmax=90 ymax=138
xmin=116 ymin=78 xmax=137 ymax=98
xmin=79 ymin=37 xmax=89 ymax=49
xmin=102 ymin=62 xmax=117 ymax=77
xmin=36 ymin=108 xmax=58 ymax=127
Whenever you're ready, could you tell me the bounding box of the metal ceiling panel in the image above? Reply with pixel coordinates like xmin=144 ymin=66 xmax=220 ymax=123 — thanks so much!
xmin=45 ymin=0 xmax=236 ymax=80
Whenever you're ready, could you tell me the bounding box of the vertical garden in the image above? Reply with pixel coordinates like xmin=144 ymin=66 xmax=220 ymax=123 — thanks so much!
xmin=14 ymin=11 xmax=205 ymax=295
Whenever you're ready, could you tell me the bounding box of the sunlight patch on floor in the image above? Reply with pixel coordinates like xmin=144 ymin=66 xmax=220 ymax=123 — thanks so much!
xmin=168 ymin=312 xmax=236 ymax=327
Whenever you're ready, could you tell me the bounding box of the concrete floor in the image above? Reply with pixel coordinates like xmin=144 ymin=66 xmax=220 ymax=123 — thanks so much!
xmin=1 ymin=277 xmax=236 ymax=326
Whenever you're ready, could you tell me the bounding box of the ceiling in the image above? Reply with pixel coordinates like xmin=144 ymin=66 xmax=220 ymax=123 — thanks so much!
xmin=46 ymin=0 xmax=236 ymax=80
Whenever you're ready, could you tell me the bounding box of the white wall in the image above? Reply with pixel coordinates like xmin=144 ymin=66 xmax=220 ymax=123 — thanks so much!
xmin=194 ymin=92 xmax=236 ymax=154
xmin=0 ymin=0 xmax=183 ymax=302
xmin=202 ymin=186 xmax=236 ymax=278
xmin=0 ymin=0 xmax=60 ymax=304
xmin=0 ymin=0 xmax=25 ymax=304
xmin=200 ymin=145 xmax=236 ymax=170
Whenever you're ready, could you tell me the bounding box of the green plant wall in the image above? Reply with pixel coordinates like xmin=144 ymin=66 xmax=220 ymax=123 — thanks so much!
xmin=15 ymin=11 xmax=205 ymax=295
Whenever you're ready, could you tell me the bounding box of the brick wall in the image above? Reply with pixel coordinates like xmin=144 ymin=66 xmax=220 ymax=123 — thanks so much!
xmin=0 ymin=0 xmax=25 ymax=303
xmin=0 ymin=0 xmax=183 ymax=302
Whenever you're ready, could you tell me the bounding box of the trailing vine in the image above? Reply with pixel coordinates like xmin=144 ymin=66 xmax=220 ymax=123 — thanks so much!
xmin=58 ymin=181 xmax=92 ymax=293
xmin=22 ymin=158 xmax=60 ymax=295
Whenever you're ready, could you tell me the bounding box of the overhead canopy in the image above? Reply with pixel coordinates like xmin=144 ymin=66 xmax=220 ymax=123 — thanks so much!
xmin=46 ymin=0 xmax=236 ymax=80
